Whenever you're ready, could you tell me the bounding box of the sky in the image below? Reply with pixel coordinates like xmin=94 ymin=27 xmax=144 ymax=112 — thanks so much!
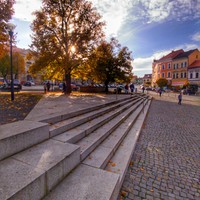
xmin=12 ymin=0 xmax=200 ymax=77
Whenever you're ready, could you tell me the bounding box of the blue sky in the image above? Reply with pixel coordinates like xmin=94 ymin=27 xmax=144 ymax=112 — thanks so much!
xmin=12 ymin=0 xmax=200 ymax=77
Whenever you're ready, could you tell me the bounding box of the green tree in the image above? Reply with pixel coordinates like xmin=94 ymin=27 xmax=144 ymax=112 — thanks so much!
xmin=86 ymin=38 xmax=133 ymax=93
xmin=30 ymin=0 xmax=105 ymax=94
xmin=156 ymin=78 xmax=168 ymax=88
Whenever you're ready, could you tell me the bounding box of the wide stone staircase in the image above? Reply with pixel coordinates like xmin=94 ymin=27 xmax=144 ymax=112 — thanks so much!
xmin=0 ymin=94 xmax=151 ymax=200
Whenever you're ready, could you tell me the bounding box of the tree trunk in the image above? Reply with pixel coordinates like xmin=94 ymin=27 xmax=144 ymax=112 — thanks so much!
xmin=105 ymin=80 xmax=109 ymax=94
xmin=65 ymin=72 xmax=72 ymax=94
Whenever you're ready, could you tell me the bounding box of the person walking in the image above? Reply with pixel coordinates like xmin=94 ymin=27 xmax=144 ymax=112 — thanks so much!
xmin=125 ymin=84 xmax=129 ymax=94
xmin=62 ymin=82 xmax=67 ymax=94
xmin=178 ymin=92 xmax=182 ymax=105
xmin=130 ymin=83 xmax=135 ymax=94
xmin=159 ymin=88 xmax=162 ymax=97
xmin=46 ymin=81 xmax=50 ymax=92
xmin=142 ymin=86 xmax=145 ymax=93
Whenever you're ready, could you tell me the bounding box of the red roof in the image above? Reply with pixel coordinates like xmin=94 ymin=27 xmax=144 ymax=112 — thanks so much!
xmin=158 ymin=49 xmax=184 ymax=62
xmin=188 ymin=60 xmax=200 ymax=69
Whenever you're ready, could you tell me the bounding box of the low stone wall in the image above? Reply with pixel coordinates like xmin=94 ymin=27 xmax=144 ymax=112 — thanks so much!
xmin=80 ymin=86 xmax=105 ymax=93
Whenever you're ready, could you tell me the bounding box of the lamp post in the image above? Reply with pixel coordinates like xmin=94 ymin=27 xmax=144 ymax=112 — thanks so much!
xmin=6 ymin=23 xmax=16 ymax=101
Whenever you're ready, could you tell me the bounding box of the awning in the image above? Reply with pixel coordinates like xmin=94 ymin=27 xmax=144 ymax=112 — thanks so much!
xmin=171 ymin=81 xmax=186 ymax=86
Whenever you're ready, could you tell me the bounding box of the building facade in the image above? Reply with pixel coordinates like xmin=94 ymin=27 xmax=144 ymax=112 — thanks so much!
xmin=152 ymin=49 xmax=200 ymax=87
xmin=143 ymin=74 xmax=152 ymax=86
xmin=152 ymin=49 xmax=184 ymax=87
xmin=188 ymin=60 xmax=200 ymax=85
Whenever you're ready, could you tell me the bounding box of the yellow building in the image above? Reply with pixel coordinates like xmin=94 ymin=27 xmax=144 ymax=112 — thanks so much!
xmin=172 ymin=49 xmax=200 ymax=87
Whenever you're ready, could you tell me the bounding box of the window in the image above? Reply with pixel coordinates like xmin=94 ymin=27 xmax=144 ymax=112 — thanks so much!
xmin=196 ymin=55 xmax=198 ymax=59
xmin=184 ymin=62 xmax=187 ymax=67
xmin=173 ymin=73 xmax=176 ymax=79
xmin=162 ymin=73 xmax=165 ymax=78
xmin=168 ymin=63 xmax=171 ymax=69
xmin=184 ymin=72 xmax=187 ymax=78
xmin=176 ymin=73 xmax=178 ymax=79
xmin=181 ymin=73 xmax=183 ymax=78
xmin=196 ymin=73 xmax=199 ymax=78
xmin=162 ymin=64 xmax=165 ymax=70
xmin=176 ymin=63 xmax=179 ymax=69
xmin=190 ymin=73 xmax=193 ymax=79
xmin=168 ymin=72 xmax=171 ymax=78
xmin=181 ymin=63 xmax=183 ymax=68
xmin=173 ymin=64 xmax=176 ymax=69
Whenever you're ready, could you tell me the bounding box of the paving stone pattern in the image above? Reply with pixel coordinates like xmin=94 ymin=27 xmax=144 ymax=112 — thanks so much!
xmin=120 ymin=98 xmax=200 ymax=200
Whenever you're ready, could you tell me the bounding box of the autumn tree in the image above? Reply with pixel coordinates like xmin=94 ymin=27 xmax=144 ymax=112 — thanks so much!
xmin=0 ymin=53 xmax=9 ymax=82
xmin=87 ymin=38 xmax=133 ymax=93
xmin=30 ymin=0 xmax=105 ymax=94
xmin=0 ymin=0 xmax=15 ymax=57
xmin=0 ymin=51 xmax=25 ymax=81
xmin=156 ymin=78 xmax=168 ymax=88
xmin=13 ymin=52 xmax=25 ymax=79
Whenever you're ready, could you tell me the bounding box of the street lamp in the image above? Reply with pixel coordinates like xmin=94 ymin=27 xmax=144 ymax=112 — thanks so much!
xmin=6 ymin=23 xmax=16 ymax=101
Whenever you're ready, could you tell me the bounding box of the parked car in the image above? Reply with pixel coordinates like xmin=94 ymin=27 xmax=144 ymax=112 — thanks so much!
xmin=114 ymin=85 xmax=125 ymax=94
xmin=24 ymin=81 xmax=31 ymax=86
xmin=58 ymin=83 xmax=79 ymax=91
xmin=0 ymin=83 xmax=22 ymax=91
xmin=24 ymin=81 xmax=35 ymax=86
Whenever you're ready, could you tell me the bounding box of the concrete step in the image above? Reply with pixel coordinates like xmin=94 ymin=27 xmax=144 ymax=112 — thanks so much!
xmin=49 ymin=97 xmax=139 ymax=137
xmin=52 ymin=97 xmax=141 ymax=144
xmin=105 ymin=98 xmax=151 ymax=189
xmin=39 ymin=96 xmax=133 ymax=124
xmin=77 ymin=97 xmax=147 ymax=161
xmin=0 ymin=120 xmax=49 ymax=161
xmin=0 ymin=139 xmax=80 ymax=200
xmin=82 ymin=98 xmax=149 ymax=169
xmin=43 ymin=164 xmax=120 ymax=200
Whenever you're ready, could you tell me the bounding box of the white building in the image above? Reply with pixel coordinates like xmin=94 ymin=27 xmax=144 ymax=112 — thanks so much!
xmin=188 ymin=60 xmax=200 ymax=86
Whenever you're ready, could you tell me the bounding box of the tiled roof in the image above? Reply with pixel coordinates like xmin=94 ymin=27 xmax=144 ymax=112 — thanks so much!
xmin=174 ymin=49 xmax=197 ymax=59
xmin=158 ymin=49 xmax=184 ymax=62
xmin=188 ymin=60 xmax=200 ymax=69
xmin=143 ymin=74 xmax=152 ymax=78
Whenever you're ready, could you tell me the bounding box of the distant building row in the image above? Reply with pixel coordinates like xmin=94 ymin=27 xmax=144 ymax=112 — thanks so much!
xmin=152 ymin=48 xmax=200 ymax=87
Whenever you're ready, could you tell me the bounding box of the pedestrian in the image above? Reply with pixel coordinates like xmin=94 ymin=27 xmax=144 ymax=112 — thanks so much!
xmin=46 ymin=81 xmax=50 ymax=92
xmin=178 ymin=92 xmax=182 ymax=105
xmin=142 ymin=86 xmax=145 ymax=93
xmin=125 ymin=84 xmax=129 ymax=94
xmin=130 ymin=83 xmax=135 ymax=94
xmin=159 ymin=88 xmax=162 ymax=97
xmin=62 ymin=82 xmax=66 ymax=94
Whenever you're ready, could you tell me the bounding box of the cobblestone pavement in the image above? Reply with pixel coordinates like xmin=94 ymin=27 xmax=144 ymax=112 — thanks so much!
xmin=120 ymin=97 xmax=200 ymax=200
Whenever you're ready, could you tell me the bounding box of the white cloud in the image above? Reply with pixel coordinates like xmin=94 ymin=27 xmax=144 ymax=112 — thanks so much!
xmin=92 ymin=0 xmax=131 ymax=37
xmin=14 ymin=0 xmax=42 ymax=21
xmin=192 ymin=32 xmax=200 ymax=42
